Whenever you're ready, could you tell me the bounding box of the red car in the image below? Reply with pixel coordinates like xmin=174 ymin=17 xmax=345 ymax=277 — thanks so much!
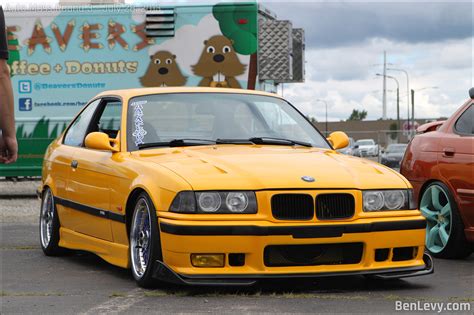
xmin=401 ymin=88 xmax=474 ymax=259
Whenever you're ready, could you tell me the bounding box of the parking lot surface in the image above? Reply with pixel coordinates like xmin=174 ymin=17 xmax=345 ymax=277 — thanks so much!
xmin=1 ymin=183 xmax=473 ymax=314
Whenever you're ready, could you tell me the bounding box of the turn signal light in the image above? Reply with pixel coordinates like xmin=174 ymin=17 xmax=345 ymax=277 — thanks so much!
xmin=191 ymin=254 xmax=225 ymax=267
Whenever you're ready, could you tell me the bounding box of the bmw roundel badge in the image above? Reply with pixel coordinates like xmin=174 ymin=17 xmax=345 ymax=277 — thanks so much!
xmin=301 ymin=176 xmax=315 ymax=182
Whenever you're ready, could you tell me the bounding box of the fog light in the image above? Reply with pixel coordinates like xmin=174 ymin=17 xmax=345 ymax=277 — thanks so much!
xmin=191 ymin=254 xmax=225 ymax=267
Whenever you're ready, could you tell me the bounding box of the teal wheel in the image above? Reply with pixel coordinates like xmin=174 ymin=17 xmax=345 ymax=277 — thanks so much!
xmin=420 ymin=182 xmax=471 ymax=259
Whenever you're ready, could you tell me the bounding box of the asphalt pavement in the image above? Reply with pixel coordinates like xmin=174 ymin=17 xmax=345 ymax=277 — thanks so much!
xmin=1 ymin=183 xmax=473 ymax=314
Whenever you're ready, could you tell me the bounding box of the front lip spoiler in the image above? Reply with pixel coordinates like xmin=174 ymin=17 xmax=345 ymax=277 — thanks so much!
xmin=152 ymin=253 xmax=434 ymax=286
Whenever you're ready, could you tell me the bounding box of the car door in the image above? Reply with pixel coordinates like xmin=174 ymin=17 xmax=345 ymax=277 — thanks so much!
xmin=438 ymin=103 xmax=474 ymax=227
xmin=65 ymin=98 xmax=123 ymax=241
xmin=57 ymin=99 xmax=102 ymax=231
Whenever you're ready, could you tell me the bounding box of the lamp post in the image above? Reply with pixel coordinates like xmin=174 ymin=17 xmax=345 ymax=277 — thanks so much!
xmin=387 ymin=68 xmax=410 ymax=136
xmin=376 ymin=74 xmax=400 ymax=140
xmin=316 ymin=99 xmax=328 ymax=136
xmin=411 ymin=86 xmax=438 ymax=130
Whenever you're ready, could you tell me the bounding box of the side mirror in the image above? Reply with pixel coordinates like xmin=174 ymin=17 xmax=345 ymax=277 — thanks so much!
xmin=85 ymin=132 xmax=119 ymax=152
xmin=327 ymin=131 xmax=349 ymax=150
xmin=469 ymin=87 xmax=474 ymax=99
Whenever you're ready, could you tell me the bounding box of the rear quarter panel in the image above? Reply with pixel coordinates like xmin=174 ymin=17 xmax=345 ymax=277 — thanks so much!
xmin=401 ymin=132 xmax=441 ymax=204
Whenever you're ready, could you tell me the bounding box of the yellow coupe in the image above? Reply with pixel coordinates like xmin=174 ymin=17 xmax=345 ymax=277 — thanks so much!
xmin=39 ymin=87 xmax=433 ymax=287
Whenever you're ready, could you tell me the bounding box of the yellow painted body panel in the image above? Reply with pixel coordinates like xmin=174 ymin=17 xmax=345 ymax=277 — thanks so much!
xmin=41 ymin=87 xmax=426 ymax=278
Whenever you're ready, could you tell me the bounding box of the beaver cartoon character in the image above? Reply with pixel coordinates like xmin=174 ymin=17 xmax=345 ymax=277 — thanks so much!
xmin=140 ymin=51 xmax=187 ymax=87
xmin=192 ymin=35 xmax=246 ymax=89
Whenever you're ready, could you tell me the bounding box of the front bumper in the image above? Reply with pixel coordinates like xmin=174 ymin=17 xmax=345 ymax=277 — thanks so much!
xmin=156 ymin=217 xmax=432 ymax=285
xmin=153 ymin=253 xmax=434 ymax=286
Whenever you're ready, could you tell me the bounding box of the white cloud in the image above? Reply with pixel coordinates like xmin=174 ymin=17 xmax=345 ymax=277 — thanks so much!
xmin=283 ymin=37 xmax=472 ymax=121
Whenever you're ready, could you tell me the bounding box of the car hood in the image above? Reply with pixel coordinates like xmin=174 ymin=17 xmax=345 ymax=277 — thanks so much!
xmin=131 ymin=145 xmax=409 ymax=190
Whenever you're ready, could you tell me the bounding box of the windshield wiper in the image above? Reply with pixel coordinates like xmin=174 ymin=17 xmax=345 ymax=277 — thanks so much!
xmin=215 ymin=138 xmax=254 ymax=144
xmin=138 ymin=139 xmax=216 ymax=150
xmin=216 ymin=137 xmax=312 ymax=147
xmin=249 ymin=137 xmax=312 ymax=147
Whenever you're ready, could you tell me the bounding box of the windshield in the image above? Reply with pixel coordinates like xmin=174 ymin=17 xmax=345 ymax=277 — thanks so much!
xmin=387 ymin=144 xmax=407 ymax=153
xmin=126 ymin=93 xmax=330 ymax=151
xmin=356 ymin=140 xmax=374 ymax=146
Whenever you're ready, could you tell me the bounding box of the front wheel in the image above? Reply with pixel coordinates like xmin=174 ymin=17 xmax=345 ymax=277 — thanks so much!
xmin=420 ymin=182 xmax=471 ymax=259
xmin=129 ymin=192 xmax=163 ymax=288
xmin=39 ymin=188 xmax=63 ymax=256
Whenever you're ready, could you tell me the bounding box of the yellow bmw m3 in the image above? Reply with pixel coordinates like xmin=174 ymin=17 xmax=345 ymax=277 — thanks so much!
xmin=39 ymin=87 xmax=433 ymax=287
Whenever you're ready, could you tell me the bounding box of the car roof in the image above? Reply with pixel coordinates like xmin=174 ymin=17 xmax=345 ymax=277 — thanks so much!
xmin=96 ymin=87 xmax=284 ymax=100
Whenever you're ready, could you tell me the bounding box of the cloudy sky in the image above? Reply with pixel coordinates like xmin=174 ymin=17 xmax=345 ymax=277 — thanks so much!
xmin=1 ymin=0 xmax=472 ymax=121
xmin=261 ymin=0 xmax=473 ymax=121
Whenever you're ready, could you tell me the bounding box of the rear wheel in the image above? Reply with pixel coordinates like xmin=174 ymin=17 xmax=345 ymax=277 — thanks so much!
xmin=130 ymin=192 xmax=163 ymax=288
xmin=420 ymin=182 xmax=471 ymax=259
xmin=39 ymin=188 xmax=63 ymax=256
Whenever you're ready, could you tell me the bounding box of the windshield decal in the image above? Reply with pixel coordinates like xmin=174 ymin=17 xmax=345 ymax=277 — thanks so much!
xmin=131 ymin=100 xmax=148 ymax=146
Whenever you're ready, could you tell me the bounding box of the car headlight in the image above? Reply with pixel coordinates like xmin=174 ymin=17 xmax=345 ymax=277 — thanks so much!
xmin=226 ymin=192 xmax=249 ymax=213
xmin=198 ymin=192 xmax=221 ymax=213
xmin=170 ymin=191 xmax=257 ymax=214
xmin=363 ymin=189 xmax=416 ymax=211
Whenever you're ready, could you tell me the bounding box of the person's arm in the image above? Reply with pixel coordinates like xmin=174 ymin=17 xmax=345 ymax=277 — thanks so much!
xmin=0 ymin=61 xmax=17 ymax=165
xmin=0 ymin=6 xmax=17 ymax=164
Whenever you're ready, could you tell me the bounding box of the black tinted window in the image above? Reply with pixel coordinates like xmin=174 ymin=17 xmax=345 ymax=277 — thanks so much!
xmin=455 ymin=105 xmax=474 ymax=135
xmin=64 ymin=99 xmax=101 ymax=147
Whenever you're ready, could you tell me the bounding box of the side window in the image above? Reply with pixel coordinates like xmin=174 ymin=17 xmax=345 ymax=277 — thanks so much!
xmin=63 ymin=99 xmax=101 ymax=147
xmin=455 ymin=105 xmax=474 ymax=135
xmin=97 ymin=100 xmax=122 ymax=138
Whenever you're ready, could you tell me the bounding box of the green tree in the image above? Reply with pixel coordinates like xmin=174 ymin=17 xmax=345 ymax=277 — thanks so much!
xmin=306 ymin=116 xmax=317 ymax=125
xmin=347 ymin=109 xmax=367 ymax=121
xmin=389 ymin=122 xmax=398 ymax=140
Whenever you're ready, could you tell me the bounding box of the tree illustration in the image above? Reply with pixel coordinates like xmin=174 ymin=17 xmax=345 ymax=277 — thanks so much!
xmin=213 ymin=3 xmax=258 ymax=89
xmin=7 ymin=28 xmax=20 ymax=77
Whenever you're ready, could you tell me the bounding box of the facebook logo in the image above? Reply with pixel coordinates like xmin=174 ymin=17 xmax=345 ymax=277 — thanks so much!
xmin=19 ymin=98 xmax=33 ymax=111
xmin=18 ymin=80 xmax=32 ymax=93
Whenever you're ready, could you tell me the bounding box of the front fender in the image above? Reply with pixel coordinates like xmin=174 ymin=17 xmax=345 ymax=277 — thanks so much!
xmin=126 ymin=160 xmax=192 ymax=212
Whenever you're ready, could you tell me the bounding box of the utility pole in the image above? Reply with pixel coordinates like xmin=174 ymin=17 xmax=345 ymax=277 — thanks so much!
xmin=397 ymin=87 xmax=400 ymax=134
xmin=382 ymin=51 xmax=387 ymax=120
xmin=377 ymin=73 xmax=399 ymax=141
xmin=410 ymin=87 xmax=438 ymax=134
xmin=411 ymin=89 xmax=415 ymax=134
xmin=387 ymin=68 xmax=410 ymax=136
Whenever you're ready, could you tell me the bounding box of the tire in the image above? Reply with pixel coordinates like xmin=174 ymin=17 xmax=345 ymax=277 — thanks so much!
xmin=39 ymin=187 xmax=63 ymax=256
xmin=420 ymin=181 xmax=472 ymax=259
xmin=129 ymin=192 xmax=163 ymax=288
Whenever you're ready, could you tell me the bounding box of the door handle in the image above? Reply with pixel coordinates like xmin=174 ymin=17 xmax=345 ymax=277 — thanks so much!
xmin=442 ymin=147 xmax=455 ymax=157
xmin=71 ymin=160 xmax=78 ymax=169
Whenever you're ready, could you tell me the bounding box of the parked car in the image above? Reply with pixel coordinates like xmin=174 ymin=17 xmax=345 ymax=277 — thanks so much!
xmin=354 ymin=139 xmax=379 ymax=157
xmin=401 ymin=88 xmax=474 ymax=259
xmin=337 ymin=137 xmax=355 ymax=155
xmin=39 ymin=87 xmax=433 ymax=287
xmin=380 ymin=143 xmax=408 ymax=168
